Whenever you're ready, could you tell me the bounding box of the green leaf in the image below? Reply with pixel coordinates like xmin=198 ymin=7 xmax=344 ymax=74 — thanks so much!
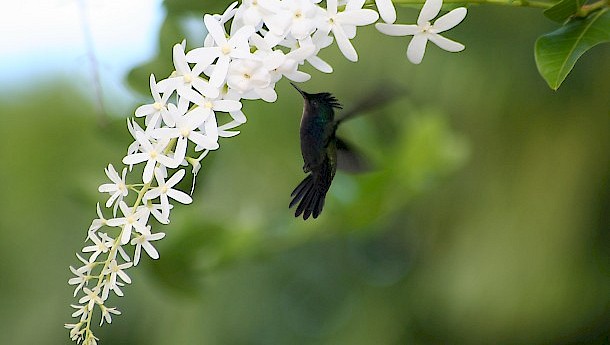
xmin=543 ymin=0 xmax=584 ymax=23
xmin=535 ymin=8 xmax=610 ymax=90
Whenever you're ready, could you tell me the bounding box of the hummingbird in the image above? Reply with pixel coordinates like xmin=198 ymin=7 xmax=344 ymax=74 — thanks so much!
xmin=289 ymin=82 xmax=402 ymax=220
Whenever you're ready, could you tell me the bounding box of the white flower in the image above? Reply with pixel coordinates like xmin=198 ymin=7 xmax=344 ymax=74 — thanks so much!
xmin=70 ymin=304 xmax=89 ymax=322
xmin=190 ymin=93 xmax=243 ymax=120
xmin=375 ymin=0 xmax=467 ymax=64
xmin=220 ymin=89 xmax=248 ymax=124
xmin=283 ymin=32 xmax=334 ymax=73
xmin=65 ymin=321 xmax=85 ymax=342
xmin=271 ymin=46 xmax=315 ymax=83
xmin=82 ymin=232 xmax=111 ymax=262
xmin=68 ymin=265 xmax=89 ymax=297
xmin=143 ymin=169 xmax=193 ymax=219
xmin=74 ymin=253 xmax=96 ymax=274
xmin=126 ymin=119 xmax=145 ymax=164
xmin=375 ymin=0 xmax=397 ymax=23
xmin=106 ymin=201 xmax=148 ymax=245
xmin=98 ymin=164 xmax=128 ymax=213
xmin=158 ymin=43 xmax=220 ymax=99
xmin=88 ymin=203 xmax=107 ymax=234
xmin=101 ymin=260 xmax=132 ymax=300
xmin=137 ymin=200 xmax=171 ymax=225
xmin=211 ymin=1 xmax=239 ymax=26
xmin=235 ymin=0 xmax=285 ymax=31
xmin=318 ymin=0 xmax=379 ymax=62
xmin=282 ymin=0 xmax=321 ymax=39
xmin=99 ymin=305 xmax=121 ymax=326
xmin=186 ymin=15 xmax=256 ymax=88
xmin=251 ymin=33 xmax=315 ymax=83
xmin=104 ymin=259 xmax=132 ymax=282
xmin=134 ymin=74 xmax=173 ymax=129
xmin=131 ymin=226 xmax=166 ymax=266
xmin=227 ymin=58 xmax=275 ymax=101
xmin=151 ymin=105 xmax=219 ymax=165
xmin=79 ymin=287 xmax=103 ymax=311
xmin=102 ymin=259 xmax=132 ymax=286
xmin=122 ymin=131 xmax=178 ymax=184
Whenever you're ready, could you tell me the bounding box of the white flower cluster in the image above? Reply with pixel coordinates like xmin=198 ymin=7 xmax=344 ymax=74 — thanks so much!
xmin=66 ymin=0 xmax=467 ymax=343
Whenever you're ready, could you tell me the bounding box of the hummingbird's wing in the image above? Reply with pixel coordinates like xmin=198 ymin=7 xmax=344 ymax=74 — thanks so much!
xmin=336 ymin=137 xmax=371 ymax=173
xmin=334 ymin=83 xmax=405 ymax=125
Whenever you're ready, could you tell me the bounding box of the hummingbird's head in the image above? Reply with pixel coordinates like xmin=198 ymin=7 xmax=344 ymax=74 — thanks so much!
xmin=291 ymin=83 xmax=342 ymax=111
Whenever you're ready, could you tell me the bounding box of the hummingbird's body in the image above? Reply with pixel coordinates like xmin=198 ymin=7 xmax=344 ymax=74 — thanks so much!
xmin=289 ymin=82 xmax=402 ymax=220
xmin=290 ymin=85 xmax=343 ymax=220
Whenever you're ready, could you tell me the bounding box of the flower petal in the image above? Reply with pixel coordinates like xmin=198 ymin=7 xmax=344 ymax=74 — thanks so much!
xmin=172 ymin=44 xmax=189 ymax=75
xmin=427 ymin=33 xmax=465 ymax=52
xmin=346 ymin=0 xmax=366 ymax=10
xmin=120 ymin=226 xmax=132 ymax=245
xmin=228 ymin=25 xmax=255 ymax=48
xmin=192 ymin=78 xmax=220 ymax=98
xmin=142 ymin=241 xmax=160 ymax=260
xmin=190 ymin=131 xmax=219 ymax=150
xmin=209 ymin=56 xmax=230 ymax=88
xmin=166 ymin=169 xmax=186 ymax=187
xmin=167 ymin=189 xmax=193 ymax=204
xmin=307 ymin=56 xmax=333 ymax=73
xmin=433 ymin=7 xmax=467 ymax=33
xmin=418 ymin=0 xmax=442 ymax=26
xmin=407 ymin=34 xmax=429 ymax=64
xmin=229 ymin=110 xmax=247 ymax=123
xmin=332 ymin=25 xmax=358 ymax=62
xmin=337 ymin=9 xmax=379 ymax=26
xmin=213 ymin=100 xmax=242 ymax=112
xmin=204 ymin=14 xmax=227 ymax=45
xmin=326 ymin=0 xmax=338 ymax=16
xmin=143 ymin=160 xmax=155 ymax=183
xmin=376 ymin=23 xmax=419 ymax=36
xmin=173 ymin=137 xmax=188 ymax=165
xmin=185 ymin=47 xmax=219 ymax=66
xmin=135 ymin=104 xmax=155 ymax=118
xmin=122 ymin=152 xmax=148 ymax=165
xmin=376 ymin=0 xmax=397 ymax=23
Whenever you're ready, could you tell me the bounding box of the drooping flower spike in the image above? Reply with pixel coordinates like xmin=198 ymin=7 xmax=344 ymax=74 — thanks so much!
xmin=67 ymin=1 xmax=468 ymax=343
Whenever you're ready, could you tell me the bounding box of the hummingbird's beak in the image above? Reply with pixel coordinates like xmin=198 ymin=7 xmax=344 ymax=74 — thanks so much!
xmin=290 ymin=82 xmax=307 ymax=98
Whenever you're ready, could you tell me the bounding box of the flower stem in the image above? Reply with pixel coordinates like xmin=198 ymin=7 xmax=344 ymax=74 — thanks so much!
xmin=576 ymin=0 xmax=609 ymax=17
xmin=80 ymin=138 xmax=178 ymax=342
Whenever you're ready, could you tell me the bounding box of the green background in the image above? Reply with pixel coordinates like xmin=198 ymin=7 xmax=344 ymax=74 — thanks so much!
xmin=1 ymin=2 xmax=609 ymax=344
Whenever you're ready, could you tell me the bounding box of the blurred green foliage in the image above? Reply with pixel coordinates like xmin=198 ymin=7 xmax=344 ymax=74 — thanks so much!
xmin=1 ymin=2 xmax=609 ymax=345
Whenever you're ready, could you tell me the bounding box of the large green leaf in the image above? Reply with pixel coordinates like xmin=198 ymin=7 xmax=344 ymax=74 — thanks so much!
xmin=535 ymin=8 xmax=610 ymax=90
xmin=543 ymin=0 xmax=584 ymax=23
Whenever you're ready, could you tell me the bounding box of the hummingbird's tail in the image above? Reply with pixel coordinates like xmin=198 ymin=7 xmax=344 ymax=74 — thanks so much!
xmin=289 ymin=173 xmax=329 ymax=220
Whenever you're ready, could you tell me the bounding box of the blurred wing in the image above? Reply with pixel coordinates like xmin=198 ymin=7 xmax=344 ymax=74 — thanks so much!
xmin=334 ymin=82 xmax=406 ymax=125
xmin=336 ymin=137 xmax=371 ymax=173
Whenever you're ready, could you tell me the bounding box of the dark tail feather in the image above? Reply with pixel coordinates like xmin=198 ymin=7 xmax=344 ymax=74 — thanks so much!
xmin=290 ymin=173 xmax=327 ymax=220
xmin=289 ymin=174 xmax=312 ymax=207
